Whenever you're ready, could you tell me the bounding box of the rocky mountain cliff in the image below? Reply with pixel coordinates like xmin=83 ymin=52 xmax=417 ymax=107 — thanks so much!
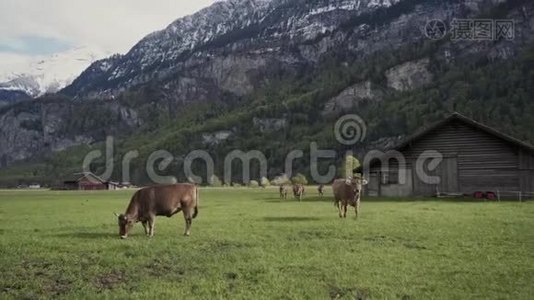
xmin=1 ymin=0 xmax=533 ymax=184
xmin=64 ymin=0 xmax=406 ymax=99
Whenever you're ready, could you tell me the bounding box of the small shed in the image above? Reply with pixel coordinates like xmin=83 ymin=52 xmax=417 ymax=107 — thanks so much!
xmin=365 ymin=113 xmax=534 ymax=198
xmin=63 ymin=172 xmax=118 ymax=191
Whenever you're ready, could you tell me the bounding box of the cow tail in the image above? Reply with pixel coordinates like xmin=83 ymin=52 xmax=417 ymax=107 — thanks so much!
xmin=193 ymin=186 xmax=199 ymax=219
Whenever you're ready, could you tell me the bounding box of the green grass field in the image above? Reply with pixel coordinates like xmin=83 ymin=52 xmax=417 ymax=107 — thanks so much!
xmin=1 ymin=188 xmax=533 ymax=299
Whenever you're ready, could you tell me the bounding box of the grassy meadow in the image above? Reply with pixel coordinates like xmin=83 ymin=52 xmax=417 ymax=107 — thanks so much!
xmin=0 ymin=188 xmax=533 ymax=299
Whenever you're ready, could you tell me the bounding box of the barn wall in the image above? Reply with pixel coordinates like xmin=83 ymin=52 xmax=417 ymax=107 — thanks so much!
xmin=367 ymin=172 xmax=380 ymax=196
xmin=411 ymin=158 xmax=459 ymax=196
xmin=366 ymin=167 xmax=413 ymax=197
xmin=379 ymin=168 xmax=413 ymax=197
xmin=519 ymin=150 xmax=534 ymax=195
xmin=79 ymin=178 xmax=107 ymax=190
xmin=398 ymin=120 xmax=521 ymax=195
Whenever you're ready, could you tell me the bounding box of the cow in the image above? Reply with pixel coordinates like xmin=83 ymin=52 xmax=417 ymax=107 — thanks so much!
xmin=293 ymin=184 xmax=305 ymax=201
xmin=114 ymin=184 xmax=199 ymax=239
xmin=279 ymin=185 xmax=288 ymax=200
xmin=318 ymin=184 xmax=324 ymax=197
xmin=332 ymin=177 xmax=368 ymax=218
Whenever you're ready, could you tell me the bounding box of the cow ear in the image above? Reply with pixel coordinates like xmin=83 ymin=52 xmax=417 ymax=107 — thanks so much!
xmin=113 ymin=212 xmax=120 ymax=217
xmin=345 ymin=179 xmax=351 ymax=185
xmin=362 ymin=179 xmax=369 ymax=186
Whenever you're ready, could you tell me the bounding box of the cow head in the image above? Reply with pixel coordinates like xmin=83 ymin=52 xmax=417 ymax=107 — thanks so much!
xmin=344 ymin=177 xmax=368 ymax=195
xmin=114 ymin=213 xmax=133 ymax=239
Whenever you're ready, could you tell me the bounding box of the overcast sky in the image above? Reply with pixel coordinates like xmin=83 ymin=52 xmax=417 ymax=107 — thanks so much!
xmin=0 ymin=0 xmax=215 ymax=61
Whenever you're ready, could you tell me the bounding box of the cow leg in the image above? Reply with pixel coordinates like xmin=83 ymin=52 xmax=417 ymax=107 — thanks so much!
xmin=337 ymin=201 xmax=343 ymax=218
xmin=343 ymin=204 xmax=348 ymax=218
xmin=148 ymin=217 xmax=155 ymax=237
xmin=355 ymin=198 xmax=361 ymax=219
xmin=142 ymin=221 xmax=149 ymax=236
xmin=182 ymin=208 xmax=193 ymax=236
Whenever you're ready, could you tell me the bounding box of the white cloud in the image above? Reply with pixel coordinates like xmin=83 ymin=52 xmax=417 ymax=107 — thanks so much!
xmin=0 ymin=0 xmax=216 ymax=55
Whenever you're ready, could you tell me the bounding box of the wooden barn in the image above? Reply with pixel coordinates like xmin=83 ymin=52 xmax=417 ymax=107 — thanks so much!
xmin=365 ymin=113 xmax=534 ymax=198
xmin=63 ymin=172 xmax=118 ymax=191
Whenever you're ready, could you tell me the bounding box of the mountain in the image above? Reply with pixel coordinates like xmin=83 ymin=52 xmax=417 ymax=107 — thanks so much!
xmin=1 ymin=0 xmax=534 ymax=186
xmin=0 ymin=47 xmax=108 ymax=105
xmin=62 ymin=0 xmax=402 ymax=99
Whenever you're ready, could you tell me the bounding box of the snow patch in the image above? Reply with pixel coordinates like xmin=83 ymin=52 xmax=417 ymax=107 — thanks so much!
xmin=0 ymin=46 xmax=109 ymax=97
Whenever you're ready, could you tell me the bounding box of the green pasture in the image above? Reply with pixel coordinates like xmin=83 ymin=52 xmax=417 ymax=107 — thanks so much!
xmin=0 ymin=188 xmax=533 ymax=299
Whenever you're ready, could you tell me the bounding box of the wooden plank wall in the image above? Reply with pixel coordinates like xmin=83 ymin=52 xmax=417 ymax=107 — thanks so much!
xmin=519 ymin=150 xmax=534 ymax=193
xmin=399 ymin=120 xmax=521 ymax=195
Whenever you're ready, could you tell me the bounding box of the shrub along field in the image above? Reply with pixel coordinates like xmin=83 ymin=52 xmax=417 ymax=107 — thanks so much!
xmin=0 ymin=188 xmax=533 ymax=299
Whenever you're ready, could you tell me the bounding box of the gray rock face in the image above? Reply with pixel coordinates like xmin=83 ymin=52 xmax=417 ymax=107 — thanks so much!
xmin=253 ymin=117 xmax=287 ymax=132
xmin=0 ymin=110 xmax=42 ymax=166
xmin=323 ymin=81 xmax=383 ymax=115
xmin=202 ymin=130 xmax=234 ymax=145
xmin=62 ymin=0 xmax=405 ymax=100
xmin=61 ymin=0 xmax=532 ymax=106
xmin=386 ymin=58 xmax=433 ymax=92
xmin=0 ymin=98 xmax=140 ymax=167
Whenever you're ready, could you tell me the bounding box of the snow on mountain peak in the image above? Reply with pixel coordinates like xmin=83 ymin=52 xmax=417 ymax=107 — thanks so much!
xmin=0 ymin=46 xmax=109 ymax=98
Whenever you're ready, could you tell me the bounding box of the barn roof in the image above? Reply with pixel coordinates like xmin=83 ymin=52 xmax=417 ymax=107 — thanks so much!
xmin=394 ymin=112 xmax=534 ymax=153
xmin=63 ymin=172 xmax=107 ymax=183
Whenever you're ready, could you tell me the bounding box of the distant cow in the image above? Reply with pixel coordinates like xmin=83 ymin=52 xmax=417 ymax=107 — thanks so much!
xmin=293 ymin=184 xmax=305 ymax=201
xmin=114 ymin=184 xmax=199 ymax=239
xmin=332 ymin=177 xmax=368 ymax=218
xmin=318 ymin=184 xmax=324 ymax=197
xmin=279 ymin=185 xmax=288 ymax=199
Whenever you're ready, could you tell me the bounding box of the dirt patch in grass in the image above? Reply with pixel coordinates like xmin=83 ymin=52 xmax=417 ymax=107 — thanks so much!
xmin=224 ymin=272 xmax=238 ymax=280
xmin=143 ymin=258 xmax=186 ymax=280
xmin=289 ymin=230 xmax=331 ymax=241
xmin=8 ymin=260 xmax=74 ymax=297
xmin=205 ymin=240 xmax=251 ymax=252
xmin=364 ymin=235 xmax=428 ymax=250
xmin=94 ymin=271 xmax=126 ymax=290
xmin=263 ymin=216 xmax=321 ymax=222
xmin=42 ymin=277 xmax=73 ymax=296
xmin=328 ymin=285 xmax=371 ymax=300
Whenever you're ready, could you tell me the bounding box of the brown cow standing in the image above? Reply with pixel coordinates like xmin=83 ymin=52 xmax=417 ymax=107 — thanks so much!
xmin=318 ymin=184 xmax=324 ymax=197
xmin=293 ymin=184 xmax=305 ymax=201
xmin=332 ymin=177 xmax=368 ymax=218
xmin=279 ymin=185 xmax=288 ymax=200
xmin=115 ymin=184 xmax=199 ymax=239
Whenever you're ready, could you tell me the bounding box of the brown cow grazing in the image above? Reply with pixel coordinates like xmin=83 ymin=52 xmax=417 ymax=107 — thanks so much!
xmin=293 ymin=184 xmax=305 ymax=201
xmin=318 ymin=184 xmax=324 ymax=197
xmin=279 ymin=185 xmax=288 ymax=200
xmin=332 ymin=177 xmax=368 ymax=218
xmin=114 ymin=184 xmax=199 ymax=239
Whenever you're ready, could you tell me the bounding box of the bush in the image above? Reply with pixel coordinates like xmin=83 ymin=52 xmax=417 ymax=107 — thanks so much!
xmin=232 ymin=182 xmax=242 ymax=187
xmin=339 ymin=154 xmax=361 ymax=178
xmin=209 ymin=174 xmax=223 ymax=187
xmin=260 ymin=177 xmax=270 ymax=187
xmin=272 ymin=174 xmax=291 ymax=186
xmin=249 ymin=180 xmax=260 ymax=188
xmin=291 ymin=173 xmax=308 ymax=185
